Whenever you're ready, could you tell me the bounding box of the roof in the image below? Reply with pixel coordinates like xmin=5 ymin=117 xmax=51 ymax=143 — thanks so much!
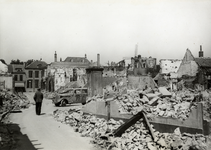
xmin=25 ymin=60 xmax=47 ymax=69
xmin=195 ymin=57 xmax=211 ymax=68
xmin=64 ymin=57 xmax=90 ymax=63
xmin=50 ymin=62 xmax=90 ymax=68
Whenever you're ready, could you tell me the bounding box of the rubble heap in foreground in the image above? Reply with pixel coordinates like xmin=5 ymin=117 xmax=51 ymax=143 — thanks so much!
xmin=53 ymin=108 xmax=208 ymax=150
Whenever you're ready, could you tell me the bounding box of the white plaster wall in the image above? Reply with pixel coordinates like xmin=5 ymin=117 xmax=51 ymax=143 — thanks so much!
xmin=0 ymin=76 xmax=13 ymax=89
xmin=0 ymin=62 xmax=8 ymax=74
xmin=160 ymin=60 xmax=182 ymax=74
xmin=177 ymin=61 xmax=198 ymax=78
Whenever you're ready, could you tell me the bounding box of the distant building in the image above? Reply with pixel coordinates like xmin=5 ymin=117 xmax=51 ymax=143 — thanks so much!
xmin=25 ymin=60 xmax=48 ymax=92
xmin=8 ymin=64 xmax=26 ymax=92
xmin=46 ymin=52 xmax=90 ymax=91
xmin=155 ymin=59 xmax=182 ymax=91
xmin=0 ymin=59 xmax=8 ymax=74
xmin=128 ymin=55 xmax=158 ymax=77
xmin=0 ymin=60 xmax=12 ymax=90
xmin=103 ymin=60 xmax=126 ymax=77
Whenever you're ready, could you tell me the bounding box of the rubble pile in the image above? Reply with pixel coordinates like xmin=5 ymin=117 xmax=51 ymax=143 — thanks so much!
xmin=0 ymin=91 xmax=30 ymax=149
xmin=83 ymin=88 xmax=210 ymax=122
xmin=201 ymin=90 xmax=211 ymax=122
xmin=101 ymin=89 xmax=196 ymax=120
xmin=53 ymin=109 xmax=208 ymax=150
xmin=53 ymin=109 xmax=124 ymax=137
xmin=110 ymin=126 xmax=207 ymax=150
xmin=0 ymin=92 xmax=30 ymax=120
xmin=144 ymin=99 xmax=195 ymax=120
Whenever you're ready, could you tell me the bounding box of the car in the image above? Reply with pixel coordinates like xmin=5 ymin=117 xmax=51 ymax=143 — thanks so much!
xmin=52 ymin=88 xmax=88 ymax=106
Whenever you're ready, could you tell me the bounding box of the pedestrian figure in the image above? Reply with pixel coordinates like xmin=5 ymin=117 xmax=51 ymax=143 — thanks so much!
xmin=33 ymin=88 xmax=43 ymax=115
xmin=0 ymin=92 xmax=4 ymax=107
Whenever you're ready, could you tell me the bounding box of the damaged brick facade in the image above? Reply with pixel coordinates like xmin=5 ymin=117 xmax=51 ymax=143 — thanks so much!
xmin=128 ymin=55 xmax=158 ymax=77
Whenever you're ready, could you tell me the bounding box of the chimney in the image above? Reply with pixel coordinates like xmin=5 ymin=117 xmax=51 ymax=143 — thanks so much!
xmin=54 ymin=51 xmax=57 ymax=62
xmin=199 ymin=45 xmax=203 ymax=57
xmin=85 ymin=54 xmax=87 ymax=58
xmin=97 ymin=54 xmax=100 ymax=66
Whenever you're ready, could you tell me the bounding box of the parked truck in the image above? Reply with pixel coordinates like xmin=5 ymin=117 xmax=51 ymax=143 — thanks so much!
xmin=52 ymin=88 xmax=88 ymax=106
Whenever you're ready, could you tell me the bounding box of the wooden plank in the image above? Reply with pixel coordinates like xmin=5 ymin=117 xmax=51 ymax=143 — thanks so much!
xmin=142 ymin=112 xmax=156 ymax=141
xmin=106 ymin=101 xmax=110 ymax=121
xmin=113 ymin=111 xmax=143 ymax=137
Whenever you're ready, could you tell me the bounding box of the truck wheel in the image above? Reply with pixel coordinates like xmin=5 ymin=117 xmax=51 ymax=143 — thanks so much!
xmin=82 ymin=102 xmax=86 ymax=105
xmin=55 ymin=103 xmax=60 ymax=107
xmin=61 ymin=100 xmax=67 ymax=106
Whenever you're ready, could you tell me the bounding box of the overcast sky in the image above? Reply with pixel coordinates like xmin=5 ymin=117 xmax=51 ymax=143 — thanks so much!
xmin=0 ymin=0 xmax=211 ymax=65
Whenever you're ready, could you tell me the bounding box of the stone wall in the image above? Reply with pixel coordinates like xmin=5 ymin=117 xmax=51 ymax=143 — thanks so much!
xmin=0 ymin=76 xmax=13 ymax=90
xmin=177 ymin=61 xmax=198 ymax=78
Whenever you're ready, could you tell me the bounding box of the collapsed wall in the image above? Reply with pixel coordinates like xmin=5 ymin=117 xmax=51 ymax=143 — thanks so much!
xmin=127 ymin=75 xmax=157 ymax=90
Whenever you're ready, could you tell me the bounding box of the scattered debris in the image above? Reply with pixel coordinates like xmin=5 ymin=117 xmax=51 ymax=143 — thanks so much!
xmin=0 ymin=90 xmax=30 ymax=149
xmin=53 ymin=108 xmax=208 ymax=150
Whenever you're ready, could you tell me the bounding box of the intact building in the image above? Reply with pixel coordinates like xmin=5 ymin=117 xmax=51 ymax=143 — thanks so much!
xmin=25 ymin=60 xmax=48 ymax=92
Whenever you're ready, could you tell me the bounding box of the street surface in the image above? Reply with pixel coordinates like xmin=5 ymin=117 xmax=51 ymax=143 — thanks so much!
xmin=9 ymin=92 xmax=98 ymax=150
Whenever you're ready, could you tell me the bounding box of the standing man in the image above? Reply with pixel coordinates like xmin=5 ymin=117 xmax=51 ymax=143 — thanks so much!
xmin=33 ymin=88 xmax=43 ymax=115
xmin=0 ymin=91 xmax=4 ymax=107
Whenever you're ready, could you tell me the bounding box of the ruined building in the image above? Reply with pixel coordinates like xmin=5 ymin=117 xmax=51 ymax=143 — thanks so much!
xmin=0 ymin=60 xmax=13 ymax=90
xmin=46 ymin=51 xmax=90 ymax=91
xmin=154 ymin=59 xmax=182 ymax=91
xmin=177 ymin=45 xmax=211 ymax=89
xmin=125 ymin=55 xmax=159 ymax=90
xmin=128 ymin=55 xmax=158 ymax=77
xmin=103 ymin=60 xmax=127 ymax=77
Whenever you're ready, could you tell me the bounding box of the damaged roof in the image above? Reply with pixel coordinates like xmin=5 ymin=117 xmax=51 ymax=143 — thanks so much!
xmin=195 ymin=57 xmax=211 ymax=67
xmin=25 ymin=60 xmax=48 ymax=69
xmin=64 ymin=57 xmax=90 ymax=63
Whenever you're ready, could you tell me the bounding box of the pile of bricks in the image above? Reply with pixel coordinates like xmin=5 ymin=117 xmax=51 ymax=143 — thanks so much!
xmin=201 ymin=90 xmax=211 ymax=122
xmin=53 ymin=108 xmax=208 ymax=150
xmin=0 ymin=91 xmax=30 ymax=120
xmin=104 ymin=88 xmax=197 ymax=121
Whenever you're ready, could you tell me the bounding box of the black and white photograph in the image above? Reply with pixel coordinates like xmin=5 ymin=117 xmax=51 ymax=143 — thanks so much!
xmin=0 ymin=0 xmax=211 ymax=150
